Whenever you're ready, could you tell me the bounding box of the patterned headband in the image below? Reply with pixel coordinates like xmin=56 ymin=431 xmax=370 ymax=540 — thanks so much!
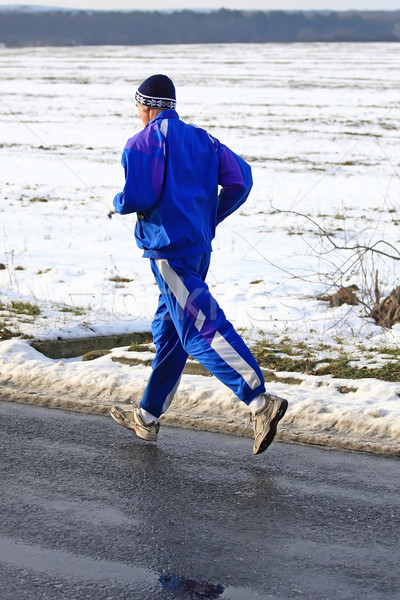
xmin=135 ymin=90 xmax=176 ymax=110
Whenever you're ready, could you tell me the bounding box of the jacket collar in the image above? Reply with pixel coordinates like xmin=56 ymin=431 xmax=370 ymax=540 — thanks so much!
xmin=151 ymin=109 xmax=179 ymax=123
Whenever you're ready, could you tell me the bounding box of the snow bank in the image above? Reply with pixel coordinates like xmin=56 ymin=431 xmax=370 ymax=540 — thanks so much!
xmin=0 ymin=338 xmax=398 ymax=455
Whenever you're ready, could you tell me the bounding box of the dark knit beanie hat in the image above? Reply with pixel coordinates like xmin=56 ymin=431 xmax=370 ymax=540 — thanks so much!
xmin=135 ymin=74 xmax=176 ymax=110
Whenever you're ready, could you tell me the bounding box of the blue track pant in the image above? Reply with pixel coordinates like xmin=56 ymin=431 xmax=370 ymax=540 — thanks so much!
xmin=139 ymin=254 xmax=266 ymax=418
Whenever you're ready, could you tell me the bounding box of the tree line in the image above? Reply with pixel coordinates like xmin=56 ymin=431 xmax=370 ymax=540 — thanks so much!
xmin=1 ymin=9 xmax=400 ymax=46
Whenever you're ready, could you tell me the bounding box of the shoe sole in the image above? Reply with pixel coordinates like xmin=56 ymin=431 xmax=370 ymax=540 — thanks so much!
xmin=254 ymin=399 xmax=288 ymax=455
xmin=110 ymin=407 xmax=158 ymax=442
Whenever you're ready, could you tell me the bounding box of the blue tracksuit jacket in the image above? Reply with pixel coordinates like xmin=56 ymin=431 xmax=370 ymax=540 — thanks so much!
xmin=113 ymin=109 xmax=253 ymax=258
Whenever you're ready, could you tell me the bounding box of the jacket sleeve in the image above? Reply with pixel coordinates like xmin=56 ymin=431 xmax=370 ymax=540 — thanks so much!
xmin=215 ymin=142 xmax=253 ymax=225
xmin=113 ymin=126 xmax=166 ymax=215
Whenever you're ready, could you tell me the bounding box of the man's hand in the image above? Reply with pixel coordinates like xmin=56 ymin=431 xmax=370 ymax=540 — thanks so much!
xmin=106 ymin=201 xmax=116 ymax=219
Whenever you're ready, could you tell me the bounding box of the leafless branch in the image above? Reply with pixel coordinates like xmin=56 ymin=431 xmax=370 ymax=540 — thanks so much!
xmin=271 ymin=206 xmax=400 ymax=261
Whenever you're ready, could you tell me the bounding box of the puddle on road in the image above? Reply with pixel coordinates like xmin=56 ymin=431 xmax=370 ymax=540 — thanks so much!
xmin=0 ymin=537 xmax=263 ymax=599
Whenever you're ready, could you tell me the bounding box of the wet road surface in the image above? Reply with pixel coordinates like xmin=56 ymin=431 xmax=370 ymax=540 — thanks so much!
xmin=1 ymin=402 xmax=399 ymax=600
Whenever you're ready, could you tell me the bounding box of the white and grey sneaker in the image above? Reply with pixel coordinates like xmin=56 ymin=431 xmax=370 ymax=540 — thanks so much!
xmin=251 ymin=394 xmax=288 ymax=455
xmin=110 ymin=406 xmax=160 ymax=442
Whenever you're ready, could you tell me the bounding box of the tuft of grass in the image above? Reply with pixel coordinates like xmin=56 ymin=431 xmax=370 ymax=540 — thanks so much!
xmin=337 ymin=385 xmax=358 ymax=394
xmin=0 ymin=322 xmax=32 ymax=340
xmin=0 ymin=263 xmax=6 ymax=270
xmin=251 ymin=337 xmax=400 ymax=382
xmin=109 ymin=275 xmax=133 ymax=283
xmin=36 ymin=268 xmax=51 ymax=275
xmin=0 ymin=323 xmax=17 ymax=340
xmin=316 ymin=359 xmax=400 ymax=382
xmin=59 ymin=306 xmax=86 ymax=316
xmin=369 ymin=346 xmax=400 ymax=357
xmin=9 ymin=301 xmax=40 ymax=317
xmin=252 ymin=349 xmax=318 ymax=374
xmin=250 ymin=279 xmax=263 ymax=285
xmin=128 ymin=342 xmax=154 ymax=352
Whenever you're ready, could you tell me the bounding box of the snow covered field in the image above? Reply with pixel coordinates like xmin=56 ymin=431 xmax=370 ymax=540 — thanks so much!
xmin=0 ymin=43 xmax=399 ymax=453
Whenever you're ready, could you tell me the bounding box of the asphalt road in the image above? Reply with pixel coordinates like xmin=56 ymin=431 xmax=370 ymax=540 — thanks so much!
xmin=0 ymin=402 xmax=399 ymax=600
